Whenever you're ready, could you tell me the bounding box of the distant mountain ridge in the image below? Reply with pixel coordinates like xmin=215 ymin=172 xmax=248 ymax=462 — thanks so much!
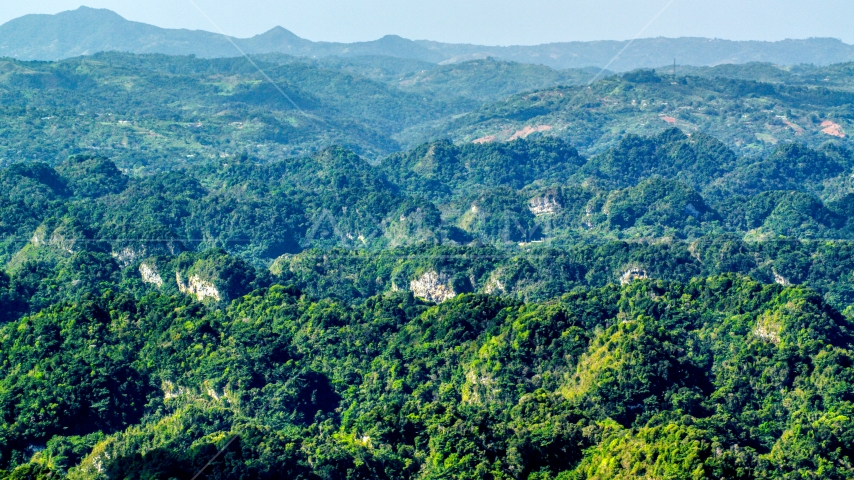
xmin=2 ymin=7 xmax=854 ymax=70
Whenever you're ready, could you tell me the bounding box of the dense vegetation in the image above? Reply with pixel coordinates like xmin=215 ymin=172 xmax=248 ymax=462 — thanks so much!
xmin=422 ymin=68 xmax=853 ymax=156
xmin=2 ymin=128 xmax=854 ymax=478
xmin=0 ymin=53 xmax=472 ymax=169
xmin=4 ymin=275 xmax=854 ymax=479
xmin=2 ymin=52 xmax=852 ymax=173
xmin=3 ymin=51 xmax=854 ymax=478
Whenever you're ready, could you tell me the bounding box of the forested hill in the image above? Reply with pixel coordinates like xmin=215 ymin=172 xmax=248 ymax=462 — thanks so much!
xmin=0 ymin=53 xmax=599 ymax=169
xmin=3 ymin=7 xmax=854 ymax=70
xmin=418 ymin=68 xmax=854 ymax=155
xmin=1 ymin=53 xmax=852 ymax=173
xmin=3 ymin=128 xmax=854 ymax=311
xmin=0 ymin=53 xmax=474 ymax=168
xmin=3 ymin=129 xmax=854 ymax=477
xmin=5 ymin=48 xmax=854 ymax=478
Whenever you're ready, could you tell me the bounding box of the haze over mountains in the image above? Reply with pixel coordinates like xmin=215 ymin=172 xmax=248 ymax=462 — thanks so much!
xmin=2 ymin=7 xmax=854 ymax=70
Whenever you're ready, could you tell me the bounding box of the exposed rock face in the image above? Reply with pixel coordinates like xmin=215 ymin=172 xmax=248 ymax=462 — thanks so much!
xmin=620 ymin=268 xmax=649 ymax=285
xmin=687 ymin=242 xmax=702 ymax=262
xmin=410 ymin=271 xmax=456 ymax=303
xmin=753 ymin=312 xmax=782 ymax=345
xmin=31 ymin=226 xmax=75 ymax=253
xmin=509 ymin=124 xmax=553 ymax=141
xmin=31 ymin=230 xmax=46 ymax=247
xmin=773 ymin=271 xmax=791 ymax=286
xmin=584 ymin=205 xmax=595 ymax=228
xmin=462 ymin=369 xmax=499 ymax=405
xmin=30 ymin=225 xmax=89 ymax=254
xmin=176 ymin=272 xmax=221 ymax=302
xmin=161 ymin=380 xmax=187 ymax=400
xmin=821 ymin=120 xmax=846 ymax=138
xmin=139 ymin=262 xmax=164 ymax=287
xmin=483 ymin=271 xmax=507 ymax=295
xmin=113 ymin=247 xmax=144 ymax=266
xmin=529 ymin=195 xmax=561 ymax=216
xmin=48 ymin=230 xmax=77 ymax=254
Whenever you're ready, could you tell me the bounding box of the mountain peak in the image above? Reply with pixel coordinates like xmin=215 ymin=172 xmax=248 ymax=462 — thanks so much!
xmin=56 ymin=6 xmax=128 ymax=21
xmin=373 ymin=34 xmax=418 ymax=46
xmin=70 ymin=6 xmax=115 ymax=13
xmin=255 ymin=26 xmax=303 ymax=41
xmin=1 ymin=8 xmax=853 ymax=68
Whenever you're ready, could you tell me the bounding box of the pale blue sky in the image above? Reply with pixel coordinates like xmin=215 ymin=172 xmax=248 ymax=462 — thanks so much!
xmin=4 ymin=1 xmax=853 ymax=45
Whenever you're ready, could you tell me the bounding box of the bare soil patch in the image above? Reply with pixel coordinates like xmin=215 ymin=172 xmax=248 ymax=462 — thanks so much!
xmin=821 ymin=120 xmax=846 ymax=138
xmin=782 ymin=119 xmax=804 ymax=134
xmin=508 ymin=125 xmax=552 ymax=141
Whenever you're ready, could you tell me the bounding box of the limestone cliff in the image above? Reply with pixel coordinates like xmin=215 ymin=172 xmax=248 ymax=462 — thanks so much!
xmin=528 ymin=195 xmax=561 ymax=216
xmin=176 ymin=272 xmax=221 ymax=302
xmin=483 ymin=270 xmax=507 ymax=295
xmin=139 ymin=262 xmax=164 ymax=287
xmin=113 ymin=247 xmax=145 ymax=266
xmin=620 ymin=267 xmax=648 ymax=285
xmin=410 ymin=271 xmax=456 ymax=303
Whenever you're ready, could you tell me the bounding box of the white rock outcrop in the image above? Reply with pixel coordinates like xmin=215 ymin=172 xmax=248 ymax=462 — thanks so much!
xmin=139 ymin=263 xmax=164 ymax=287
xmin=529 ymin=195 xmax=561 ymax=216
xmin=112 ymin=247 xmax=144 ymax=266
xmin=410 ymin=271 xmax=456 ymax=303
xmin=753 ymin=313 xmax=782 ymax=345
xmin=31 ymin=231 xmax=46 ymax=247
xmin=176 ymin=272 xmax=221 ymax=302
xmin=773 ymin=271 xmax=791 ymax=286
xmin=483 ymin=271 xmax=507 ymax=295
xmin=162 ymin=380 xmax=187 ymax=400
xmin=620 ymin=268 xmax=649 ymax=285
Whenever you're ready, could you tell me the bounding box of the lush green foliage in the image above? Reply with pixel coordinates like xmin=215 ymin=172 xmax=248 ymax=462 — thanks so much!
xmin=2 ymin=128 xmax=854 ymax=318
xmin=3 ymin=277 xmax=854 ymax=478
xmin=5 ymin=52 xmax=854 ymax=479
xmin=0 ymin=53 xmax=468 ymax=169
xmin=2 ymin=52 xmax=852 ymax=174
xmin=422 ymin=71 xmax=853 ymax=156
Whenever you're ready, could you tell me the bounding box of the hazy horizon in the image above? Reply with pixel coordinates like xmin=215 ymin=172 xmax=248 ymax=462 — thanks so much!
xmin=3 ymin=1 xmax=854 ymax=46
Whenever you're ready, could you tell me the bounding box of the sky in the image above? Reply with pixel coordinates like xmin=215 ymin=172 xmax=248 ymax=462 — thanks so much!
xmin=2 ymin=0 xmax=853 ymax=45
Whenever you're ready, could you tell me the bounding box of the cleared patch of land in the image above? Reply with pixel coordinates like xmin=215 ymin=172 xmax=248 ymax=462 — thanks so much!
xmin=509 ymin=125 xmax=553 ymax=141
xmin=821 ymin=120 xmax=846 ymax=138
